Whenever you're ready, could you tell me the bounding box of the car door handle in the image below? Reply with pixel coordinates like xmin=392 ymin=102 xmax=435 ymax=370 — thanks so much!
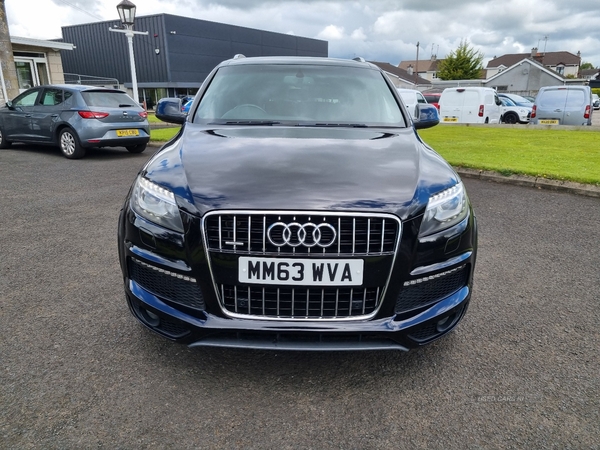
xmin=51 ymin=114 xmax=59 ymax=118
xmin=554 ymin=109 xmax=562 ymax=112
xmin=25 ymin=114 xmax=32 ymax=118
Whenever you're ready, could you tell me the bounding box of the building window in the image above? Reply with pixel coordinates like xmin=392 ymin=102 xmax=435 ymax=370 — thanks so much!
xmin=556 ymin=65 xmax=565 ymax=75
xmin=14 ymin=55 xmax=51 ymax=92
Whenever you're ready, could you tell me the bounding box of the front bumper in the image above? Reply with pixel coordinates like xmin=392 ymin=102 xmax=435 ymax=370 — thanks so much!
xmin=125 ymin=279 xmax=471 ymax=351
xmin=118 ymin=202 xmax=477 ymax=351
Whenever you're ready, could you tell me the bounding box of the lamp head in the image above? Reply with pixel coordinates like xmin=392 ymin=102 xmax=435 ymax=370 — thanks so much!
xmin=116 ymin=0 xmax=136 ymax=26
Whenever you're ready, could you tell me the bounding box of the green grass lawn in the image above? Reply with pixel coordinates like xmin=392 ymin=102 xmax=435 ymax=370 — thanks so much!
xmin=149 ymin=125 xmax=600 ymax=185
xmin=150 ymin=127 xmax=180 ymax=142
xmin=419 ymin=126 xmax=600 ymax=185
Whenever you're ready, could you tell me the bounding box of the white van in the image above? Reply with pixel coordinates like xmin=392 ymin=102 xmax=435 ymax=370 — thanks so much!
xmin=439 ymin=87 xmax=502 ymax=124
xmin=396 ymin=88 xmax=427 ymax=119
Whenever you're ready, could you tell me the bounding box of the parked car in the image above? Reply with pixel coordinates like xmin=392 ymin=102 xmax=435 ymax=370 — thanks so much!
xmin=183 ymin=101 xmax=192 ymax=113
xmin=592 ymin=94 xmax=600 ymax=110
xmin=396 ymin=88 xmax=427 ymax=119
xmin=182 ymin=98 xmax=194 ymax=114
xmin=530 ymin=85 xmax=593 ymax=126
xmin=439 ymin=87 xmax=502 ymax=124
xmin=423 ymin=92 xmax=442 ymax=110
xmin=522 ymin=95 xmax=536 ymax=103
xmin=0 ymin=85 xmax=150 ymax=159
xmin=499 ymin=97 xmax=532 ymax=124
xmin=118 ymin=56 xmax=477 ymax=351
xmin=498 ymin=93 xmax=534 ymax=108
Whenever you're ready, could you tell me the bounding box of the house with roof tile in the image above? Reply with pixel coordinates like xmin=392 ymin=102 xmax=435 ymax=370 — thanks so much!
xmin=397 ymin=56 xmax=442 ymax=82
xmin=486 ymin=48 xmax=581 ymax=78
xmin=368 ymin=61 xmax=431 ymax=88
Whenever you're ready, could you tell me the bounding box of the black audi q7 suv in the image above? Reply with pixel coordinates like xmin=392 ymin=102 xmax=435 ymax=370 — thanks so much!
xmin=117 ymin=56 xmax=477 ymax=351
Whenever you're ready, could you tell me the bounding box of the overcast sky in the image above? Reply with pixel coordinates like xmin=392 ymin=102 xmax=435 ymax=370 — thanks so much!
xmin=6 ymin=0 xmax=600 ymax=69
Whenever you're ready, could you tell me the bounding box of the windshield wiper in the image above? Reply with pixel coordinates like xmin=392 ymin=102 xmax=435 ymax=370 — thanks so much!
xmin=296 ymin=123 xmax=369 ymax=128
xmin=214 ymin=120 xmax=282 ymax=125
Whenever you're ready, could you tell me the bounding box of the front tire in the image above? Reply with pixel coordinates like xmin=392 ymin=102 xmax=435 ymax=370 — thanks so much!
xmin=59 ymin=128 xmax=85 ymax=159
xmin=126 ymin=143 xmax=147 ymax=154
xmin=503 ymin=112 xmax=518 ymax=124
xmin=0 ymin=128 xmax=12 ymax=149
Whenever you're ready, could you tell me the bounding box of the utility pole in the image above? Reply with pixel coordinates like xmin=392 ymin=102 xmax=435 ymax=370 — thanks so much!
xmin=0 ymin=0 xmax=19 ymax=101
xmin=415 ymin=41 xmax=420 ymax=85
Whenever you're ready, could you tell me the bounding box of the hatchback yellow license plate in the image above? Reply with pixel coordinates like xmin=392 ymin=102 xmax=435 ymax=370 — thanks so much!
xmin=116 ymin=129 xmax=140 ymax=137
xmin=443 ymin=117 xmax=458 ymax=122
xmin=539 ymin=119 xmax=559 ymax=125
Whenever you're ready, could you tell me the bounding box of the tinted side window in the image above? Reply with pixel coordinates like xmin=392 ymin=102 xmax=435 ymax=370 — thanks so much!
xmin=41 ymin=88 xmax=65 ymax=106
xmin=14 ymin=89 xmax=40 ymax=107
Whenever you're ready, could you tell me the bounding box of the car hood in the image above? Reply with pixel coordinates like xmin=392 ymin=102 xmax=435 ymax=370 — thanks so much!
xmin=144 ymin=124 xmax=458 ymax=220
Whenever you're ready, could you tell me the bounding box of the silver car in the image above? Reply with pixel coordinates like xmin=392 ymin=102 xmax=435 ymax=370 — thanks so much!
xmin=530 ymin=85 xmax=593 ymax=126
xmin=0 ymin=84 xmax=150 ymax=159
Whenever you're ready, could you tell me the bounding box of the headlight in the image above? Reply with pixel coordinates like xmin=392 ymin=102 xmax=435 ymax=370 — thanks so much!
xmin=419 ymin=182 xmax=468 ymax=237
xmin=130 ymin=176 xmax=184 ymax=233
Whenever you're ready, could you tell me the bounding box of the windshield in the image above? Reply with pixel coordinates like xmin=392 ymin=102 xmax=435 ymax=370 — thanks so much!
xmin=81 ymin=91 xmax=137 ymax=108
xmin=194 ymin=64 xmax=406 ymax=127
xmin=505 ymin=94 xmax=533 ymax=107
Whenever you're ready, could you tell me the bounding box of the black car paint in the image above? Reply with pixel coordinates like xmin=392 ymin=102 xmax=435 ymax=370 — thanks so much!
xmin=118 ymin=57 xmax=477 ymax=350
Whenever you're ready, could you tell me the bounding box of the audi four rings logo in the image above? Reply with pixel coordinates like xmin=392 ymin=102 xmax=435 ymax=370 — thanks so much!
xmin=267 ymin=222 xmax=337 ymax=248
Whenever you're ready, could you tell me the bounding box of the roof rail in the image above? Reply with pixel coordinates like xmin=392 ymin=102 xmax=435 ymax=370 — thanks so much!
xmin=352 ymin=56 xmax=366 ymax=63
xmin=233 ymin=54 xmax=246 ymax=59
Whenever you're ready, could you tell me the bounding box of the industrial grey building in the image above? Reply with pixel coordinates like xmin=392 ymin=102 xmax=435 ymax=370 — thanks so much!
xmin=60 ymin=13 xmax=328 ymax=106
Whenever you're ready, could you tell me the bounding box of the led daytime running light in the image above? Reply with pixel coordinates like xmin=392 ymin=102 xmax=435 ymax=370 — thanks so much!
xmin=132 ymin=257 xmax=196 ymax=283
xmin=138 ymin=177 xmax=176 ymax=203
xmin=403 ymin=265 xmax=465 ymax=286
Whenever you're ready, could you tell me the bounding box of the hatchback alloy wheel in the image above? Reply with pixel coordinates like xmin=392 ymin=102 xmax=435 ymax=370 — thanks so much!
xmin=59 ymin=129 xmax=85 ymax=159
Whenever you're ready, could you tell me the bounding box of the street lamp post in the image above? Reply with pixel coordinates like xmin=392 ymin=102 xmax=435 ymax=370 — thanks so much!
xmin=109 ymin=0 xmax=148 ymax=105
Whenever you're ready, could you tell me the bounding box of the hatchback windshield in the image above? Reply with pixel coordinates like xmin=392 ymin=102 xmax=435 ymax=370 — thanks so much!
xmin=81 ymin=91 xmax=137 ymax=108
xmin=194 ymin=64 xmax=406 ymax=127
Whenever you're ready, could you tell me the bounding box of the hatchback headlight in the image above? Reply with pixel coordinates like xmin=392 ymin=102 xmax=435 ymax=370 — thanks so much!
xmin=130 ymin=176 xmax=184 ymax=233
xmin=419 ymin=182 xmax=468 ymax=237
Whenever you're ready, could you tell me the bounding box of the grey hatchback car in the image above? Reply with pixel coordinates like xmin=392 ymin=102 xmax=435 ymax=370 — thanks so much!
xmin=0 ymin=84 xmax=150 ymax=159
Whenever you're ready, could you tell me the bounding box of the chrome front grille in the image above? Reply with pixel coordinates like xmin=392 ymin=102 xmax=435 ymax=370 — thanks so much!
xmin=220 ymin=285 xmax=381 ymax=319
xmin=204 ymin=212 xmax=399 ymax=256
xmin=203 ymin=211 xmax=401 ymax=320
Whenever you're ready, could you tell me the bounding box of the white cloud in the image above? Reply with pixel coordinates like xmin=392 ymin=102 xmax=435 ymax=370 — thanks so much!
xmin=317 ymin=25 xmax=345 ymax=41
xmin=3 ymin=0 xmax=600 ymax=67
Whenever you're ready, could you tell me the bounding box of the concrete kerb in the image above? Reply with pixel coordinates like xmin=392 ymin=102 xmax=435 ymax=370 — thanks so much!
xmin=457 ymin=167 xmax=600 ymax=198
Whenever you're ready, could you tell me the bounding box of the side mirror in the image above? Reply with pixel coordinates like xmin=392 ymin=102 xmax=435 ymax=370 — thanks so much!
xmin=413 ymin=103 xmax=439 ymax=129
xmin=5 ymin=101 xmax=13 ymax=109
xmin=155 ymin=97 xmax=187 ymax=124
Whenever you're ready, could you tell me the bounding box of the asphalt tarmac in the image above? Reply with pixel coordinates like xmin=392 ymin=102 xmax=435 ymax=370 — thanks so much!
xmin=1 ymin=144 xmax=599 ymax=449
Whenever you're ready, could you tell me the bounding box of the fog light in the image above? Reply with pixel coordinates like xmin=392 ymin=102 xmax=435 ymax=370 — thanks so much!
xmin=436 ymin=313 xmax=455 ymax=333
xmin=140 ymin=308 xmax=160 ymax=327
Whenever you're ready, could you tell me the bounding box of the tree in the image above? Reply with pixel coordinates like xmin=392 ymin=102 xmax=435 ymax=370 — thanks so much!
xmin=0 ymin=0 xmax=20 ymax=100
xmin=437 ymin=40 xmax=484 ymax=80
xmin=580 ymin=62 xmax=595 ymax=70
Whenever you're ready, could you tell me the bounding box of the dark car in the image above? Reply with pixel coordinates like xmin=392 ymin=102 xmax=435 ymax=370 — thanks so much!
xmin=0 ymin=84 xmax=150 ymax=159
xmin=117 ymin=56 xmax=477 ymax=351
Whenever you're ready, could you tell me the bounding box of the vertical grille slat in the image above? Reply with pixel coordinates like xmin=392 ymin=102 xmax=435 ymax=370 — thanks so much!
xmin=205 ymin=211 xmax=400 ymax=320
xmin=205 ymin=212 xmax=399 ymax=256
xmin=219 ymin=284 xmax=384 ymax=319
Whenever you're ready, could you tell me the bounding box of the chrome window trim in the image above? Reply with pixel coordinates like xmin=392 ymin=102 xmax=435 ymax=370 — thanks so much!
xmin=201 ymin=210 xmax=402 ymax=322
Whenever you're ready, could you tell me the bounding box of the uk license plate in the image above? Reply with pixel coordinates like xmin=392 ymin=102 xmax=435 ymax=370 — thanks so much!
xmin=116 ymin=129 xmax=140 ymax=136
xmin=238 ymin=257 xmax=364 ymax=286
xmin=539 ymin=119 xmax=559 ymax=125
xmin=443 ymin=117 xmax=458 ymax=122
